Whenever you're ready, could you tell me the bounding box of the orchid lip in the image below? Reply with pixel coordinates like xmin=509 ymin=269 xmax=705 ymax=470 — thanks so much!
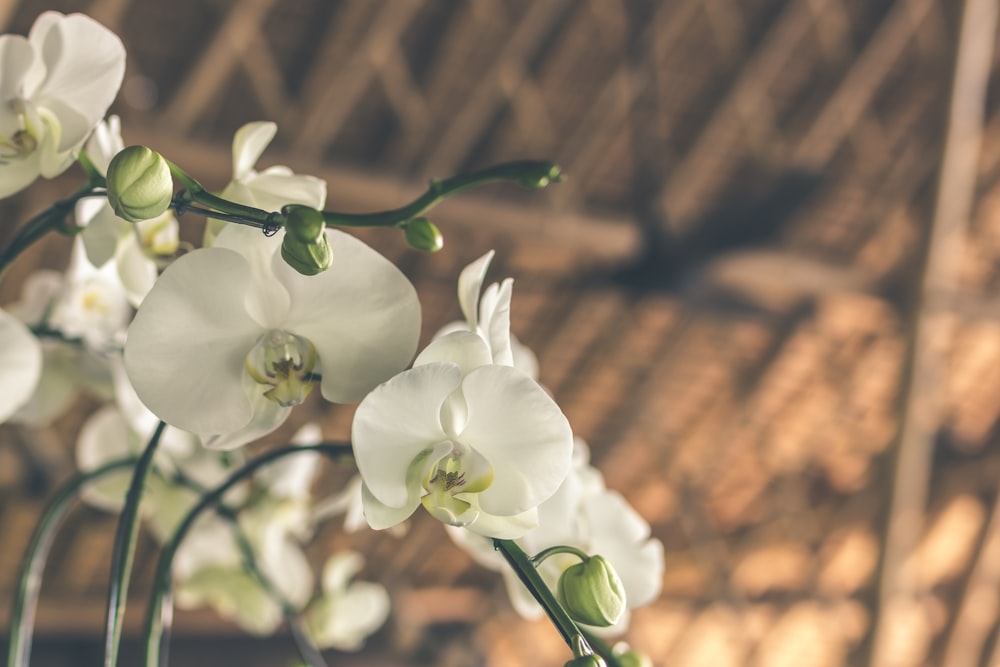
xmin=245 ymin=329 xmax=319 ymax=407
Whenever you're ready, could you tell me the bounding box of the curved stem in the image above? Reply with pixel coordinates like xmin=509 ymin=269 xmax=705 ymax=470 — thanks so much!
xmin=493 ymin=539 xmax=588 ymax=654
xmin=6 ymin=457 xmax=137 ymax=667
xmin=0 ymin=185 xmax=103 ymax=276
xmin=578 ymin=627 xmax=628 ymax=667
xmin=142 ymin=442 xmax=352 ymax=667
xmin=165 ymin=161 xmax=275 ymax=226
xmin=104 ymin=421 xmax=167 ymax=667
xmin=322 ymin=160 xmax=562 ymax=228
xmin=530 ymin=545 xmax=590 ymax=567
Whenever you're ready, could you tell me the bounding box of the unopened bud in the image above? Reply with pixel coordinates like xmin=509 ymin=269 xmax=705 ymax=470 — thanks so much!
xmin=403 ymin=218 xmax=443 ymax=252
xmin=283 ymin=204 xmax=326 ymax=243
xmin=564 ymin=655 xmax=606 ymax=667
xmin=280 ymin=206 xmax=332 ymax=275
xmin=612 ymin=644 xmax=652 ymax=667
xmin=518 ymin=161 xmax=563 ymax=188
xmin=106 ymin=146 xmax=173 ymax=222
xmin=557 ymin=555 xmax=626 ymax=627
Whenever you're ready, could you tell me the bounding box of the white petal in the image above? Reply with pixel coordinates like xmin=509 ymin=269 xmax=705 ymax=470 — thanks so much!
xmin=78 ymin=200 xmax=126 ymax=268
xmin=198 ymin=376 xmax=291 ymax=450
xmin=0 ymin=150 xmax=42 ymax=199
xmin=459 ymin=366 xmax=573 ymax=515
xmin=114 ymin=235 xmax=159 ymax=307
xmin=353 ymin=363 xmax=460 ymax=507
xmin=414 ymin=330 xmax=493 ymax=376
xmin=243 ymin=168 xmax=327 ymax=211
xmin=321 ymin=551 xmax=364 ymax=593
xmin=464 ymin=506 xmax=539 ymax=539
xmin=30 ymin=12 xmax=125 ymax=152
xmin=81 ymin=114 xmax=122 ymax=174
xmin=585 ymin=491 xmax=664 ymax=608
xmin=0 ymin=34 xmax=40 ymax=102
xmin=360 ymin=482 xmax=419 ymax=530
xmin=277 ymin=230 xmax=420 ymax=404
xmin=457 ymin=250 xmax=495 ymax=329
xmin=124 ymin=248 xmax=262 ymax=434
xmin=480 ymin=278 xmax=514 ymax=365
xmin=74 ymin=406 xmax=134 ymax=510
xmin=11 ymin=341 xmax=81 ymax=426
xmin=0 ymin=309 xmax=41 ymax=422
xmin=230 ymin=121 xmax=276 ymax=180
xmin=212 ymin=225 xmax=290 ymax=327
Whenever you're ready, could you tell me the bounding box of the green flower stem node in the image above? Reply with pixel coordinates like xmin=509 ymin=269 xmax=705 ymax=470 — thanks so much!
xmin=403 ymin=217 xmax=443 ymax=252
xmin=557 ymin=555 xmax=626 ymax=628
xmin=106 ymin=146 xmax=173 ymax=222
xmin=281 ymin=205 xmax=332 ymax=275
xmin=283 ymin=204 xmax=325 ymax=243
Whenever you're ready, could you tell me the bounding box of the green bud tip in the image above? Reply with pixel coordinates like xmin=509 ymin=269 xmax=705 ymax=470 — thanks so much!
xmin=105 ymin=145 xmax=173 ymax=223
xmin=403 ymin=218 xmax=443 ymax=252
xmin=612 ymin=644 xmax=653 ymax=667
xmin=520 ymin=162 xmax=564 ymax=188
xmin=281 ymin=232 xmax=333 ymax=276
xmin=564 ymin=655 xmax=607 ymax=667
xmin=557 ymin=554 xmax=627 ymax=628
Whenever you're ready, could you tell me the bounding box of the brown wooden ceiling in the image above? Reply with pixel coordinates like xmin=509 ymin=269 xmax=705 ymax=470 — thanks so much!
xmin=6 ymin=0 xmax=1000 ymax=665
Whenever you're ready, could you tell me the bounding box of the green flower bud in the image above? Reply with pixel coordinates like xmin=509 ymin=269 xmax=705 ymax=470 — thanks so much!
xmin=518 ymin=161 xmax=563 ymax=188
xmin=106 ymin=146 xmax=173 ymax=222
xmin=281 ymin=233 xmax=332 ymax=276
xmin=564 ymin=655 xmax=606 ymax=667
xmin=557 ymin=555 xmax=626 ymax=627
xmin=612 ymin=644 xmax=652 ymax=667
xmin=283 ymin=204 xmax=326 ymax=243
xmin=403 ymin=218 xmax=443 ymax=252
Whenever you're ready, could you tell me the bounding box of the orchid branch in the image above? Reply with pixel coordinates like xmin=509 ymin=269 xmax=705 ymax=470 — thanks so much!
xmin=6 ymin=457 xmax=137 ymax=667
xmin=103 ymin=420 xmax=167 ymax=667
xmin=142 ymin=442 xmax=352 ymax=667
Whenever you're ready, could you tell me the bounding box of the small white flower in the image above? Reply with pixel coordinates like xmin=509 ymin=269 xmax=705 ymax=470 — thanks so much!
xmin=449 ymin=439 xmax=664 ymax=634
xmin=124 ymin=223 xmax=421 ymax=449
xmin=303 ymin=551 xmax=390 ymax=651
xmin=0 ymin=12 xmax=125 ymax=198
xmin=205 ymin=121 xmax=326 ymax=245
xmin=0 ymin=308 xmax=41 ymax=423
xmin=75 ymin=116 xmax=180 ymax=306
xmin=434 ymin=250 xmax=538 ymax=378
xmin=353 ymin=332 xmax=573 ymax=538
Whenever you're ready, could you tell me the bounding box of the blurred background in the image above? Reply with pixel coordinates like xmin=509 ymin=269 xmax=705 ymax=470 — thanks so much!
xmin=3 ymin=0 xmax=1000 ymax=665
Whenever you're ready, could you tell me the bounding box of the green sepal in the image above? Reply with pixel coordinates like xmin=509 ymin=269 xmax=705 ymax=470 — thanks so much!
xmin=402 ymin=217 xmax=443 ymax=252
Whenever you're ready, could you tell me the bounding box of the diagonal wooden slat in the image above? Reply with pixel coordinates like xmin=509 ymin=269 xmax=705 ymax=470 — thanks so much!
xmin=161 ymin=0 xmax=279 ymax=134
xmin=291 ymin=2 xmax=423 ymax=159
xmin=422 ymin=0 xmax=575 ymax=174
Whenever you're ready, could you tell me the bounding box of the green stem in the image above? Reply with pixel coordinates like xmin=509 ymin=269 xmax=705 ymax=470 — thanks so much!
xmin=579 ymin=627 xmax=628 ymax=667
xmin=322 ymin=160 xmax=562 ymax=228
xmin=0 ymin=185 xmax=103 ymax=276
xmin=6 ymin=457 xmax=137 ymax=667
xmin=142 ymin=442 xmax=352 ymax=667
xmin=229 ymin=527 xmax=328 ymax=667
xmin=103 ymin=421 xmax=167 ymax=667
xmin=531 ymin=545 xmax=591 ymax=567
xmin=166 ymin=161 xmax=276 ymax=226
xmin=493 ymin=539 xmax=589 ymax=654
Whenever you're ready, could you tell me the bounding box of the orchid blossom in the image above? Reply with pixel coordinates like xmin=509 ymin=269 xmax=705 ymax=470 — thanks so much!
xmin=124 ymin=223 xmax=421 ymax=449
xmin=0 ymin=308 xmax=41 ymax=423
xmin=0 ymin=11 xmax=125 ymax=198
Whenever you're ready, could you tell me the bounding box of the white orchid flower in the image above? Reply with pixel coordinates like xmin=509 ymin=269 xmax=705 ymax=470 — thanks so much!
xmin=0 ymin=11 xmax=125 ymax=198
xmin=434 ymin=250 xmax=539 ymax=378
xmin=353 ymin=332 xmax=573 ymax=538
xmin=449 ymin=439 xmax=664 ymax=634
xmin=124 ymin=223 xmax=421 ymax=450
xmin=0 ymin=308 xmax=41 ymax=423
xmin=75 ymin=116 xmax=179 ymax=306
xmin=5 ymin=240 xmax=128 ymax=425
xmin=304 ymin=551 xmax=390 ymax=651
xmin=205 ymin=121 xmax=327 ymax=245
